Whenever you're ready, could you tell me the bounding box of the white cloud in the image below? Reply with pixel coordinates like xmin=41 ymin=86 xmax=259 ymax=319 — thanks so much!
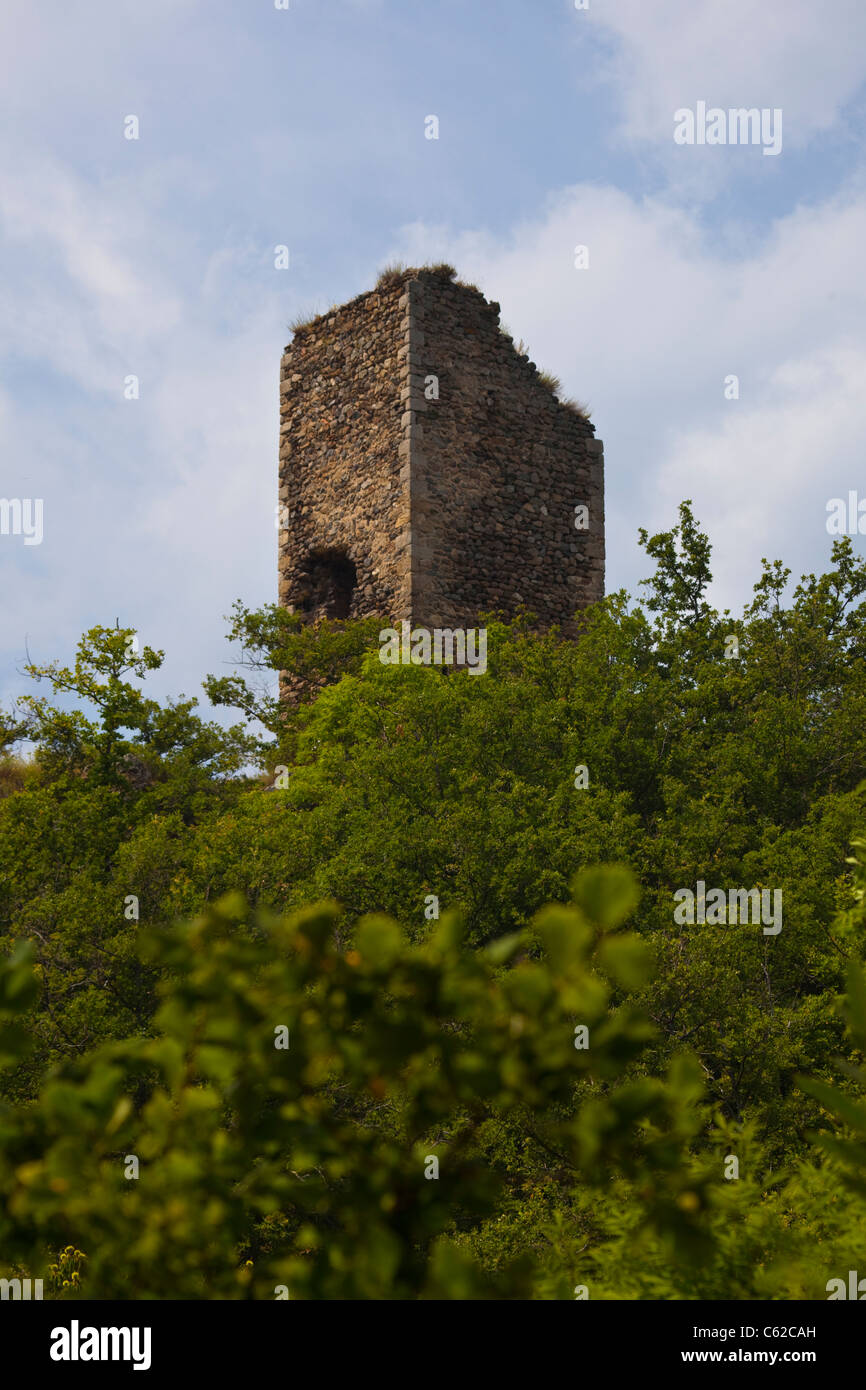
xmin=586 ymin=0 xmax=866 ymax=148
xmin=0 ymin=155 xmax=282 ymax=712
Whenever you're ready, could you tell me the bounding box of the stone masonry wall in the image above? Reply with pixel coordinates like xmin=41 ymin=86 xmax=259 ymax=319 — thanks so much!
xmin=278 ymin=283 xmax=410 ymax=623
xmin=406 ymin=271 xmax=604 ymax=633
xmin=278 ymin=266 xmax=604 ymax=637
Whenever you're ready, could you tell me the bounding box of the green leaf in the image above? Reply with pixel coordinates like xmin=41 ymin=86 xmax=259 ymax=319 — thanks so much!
xmin=355 ymin=914 xmax=405 ymax=969
xmin=534 ymin=905 xmax=591 ymax=970
xmin=570 ymin=865 xmax=640 ymax=931
xmin=597 ymin=934 xmax=655 ymax=990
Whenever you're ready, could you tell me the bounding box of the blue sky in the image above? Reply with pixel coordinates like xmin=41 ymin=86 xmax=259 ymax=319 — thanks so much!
xmin=2 ymin=0 xmax=866 ymax=713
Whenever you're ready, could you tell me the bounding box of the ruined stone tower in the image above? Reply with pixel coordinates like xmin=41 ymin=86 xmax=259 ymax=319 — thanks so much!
xmin=277 ymin=266 xmax=604 ymax=634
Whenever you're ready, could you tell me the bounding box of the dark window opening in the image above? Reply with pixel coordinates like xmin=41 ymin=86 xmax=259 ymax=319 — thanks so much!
xmin=300 ymin=549 xmax=357 ymax=621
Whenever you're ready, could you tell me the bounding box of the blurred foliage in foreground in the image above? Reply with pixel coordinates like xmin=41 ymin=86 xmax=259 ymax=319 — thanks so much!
xmin=0 ymin=860 xmax=865 ymax=1298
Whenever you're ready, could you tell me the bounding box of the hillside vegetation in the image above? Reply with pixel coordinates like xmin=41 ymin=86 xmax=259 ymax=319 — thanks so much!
xmin=2 ymin=503 xmax=866 ymax=1298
